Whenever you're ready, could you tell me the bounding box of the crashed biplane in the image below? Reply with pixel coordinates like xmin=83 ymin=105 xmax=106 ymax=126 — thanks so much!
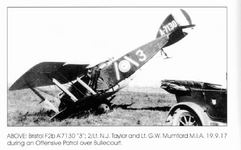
xmin=9 ymin=9 xmax=195 ymax=120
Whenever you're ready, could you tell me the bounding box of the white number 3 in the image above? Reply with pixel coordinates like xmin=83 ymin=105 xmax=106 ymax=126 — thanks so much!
xmin=135 ymin=49 xmax=147 ymax=62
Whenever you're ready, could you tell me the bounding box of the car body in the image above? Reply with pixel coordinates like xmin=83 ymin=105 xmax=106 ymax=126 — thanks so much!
xmin=161 ymin=79 xmax=227 ymax=126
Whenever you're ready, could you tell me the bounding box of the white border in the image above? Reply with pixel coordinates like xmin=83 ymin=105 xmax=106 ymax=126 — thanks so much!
xmin=2 ymin=1 xmax=240 ymax=150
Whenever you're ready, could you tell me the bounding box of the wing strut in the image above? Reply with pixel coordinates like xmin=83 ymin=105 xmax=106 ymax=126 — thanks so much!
xmin=76 ymin=77 xmax=97 ymax=95
xmin=27 ymin=85 xmax=59 ymax=113
xmin=52 ymin=78 xmax=78 ymax=102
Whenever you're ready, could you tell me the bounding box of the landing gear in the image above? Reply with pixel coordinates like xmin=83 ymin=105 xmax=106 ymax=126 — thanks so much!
xmin=58 ymin=93 xmax=112 ymax=117
xmin=95 ymin=100 xmax=111 ymax=114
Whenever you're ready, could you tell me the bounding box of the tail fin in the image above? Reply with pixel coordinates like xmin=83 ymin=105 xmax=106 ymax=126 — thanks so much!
xmin=156 ymin=9 xmax=195 ymax=47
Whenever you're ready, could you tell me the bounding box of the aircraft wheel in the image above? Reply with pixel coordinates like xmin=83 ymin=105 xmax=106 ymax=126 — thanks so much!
xmin=96 ymin=103 xmax=110 ymax=114
xmin=58 ymin=94 xmax=74 ymax=111
xmin=172 ymin=109 xmax=202 ymax=126
xmin=59 ymin=100 xmax=72 ymax=111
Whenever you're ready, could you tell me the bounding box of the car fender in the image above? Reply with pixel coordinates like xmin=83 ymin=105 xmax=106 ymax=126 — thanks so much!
xmin=166 ymin=102 xmax=211 ymax=125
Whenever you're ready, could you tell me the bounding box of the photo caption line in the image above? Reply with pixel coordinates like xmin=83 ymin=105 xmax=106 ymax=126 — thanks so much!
xmin=6 ymin=132 xmax=227 ymax=147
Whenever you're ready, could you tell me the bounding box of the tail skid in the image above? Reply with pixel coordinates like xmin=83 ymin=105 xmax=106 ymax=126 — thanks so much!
xmin=160 ymin=49 xmax=171 ymax=59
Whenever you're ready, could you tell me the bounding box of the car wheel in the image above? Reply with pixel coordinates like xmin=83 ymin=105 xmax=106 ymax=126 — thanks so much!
xmin=172 ymin=109 xmax=202 ymax=126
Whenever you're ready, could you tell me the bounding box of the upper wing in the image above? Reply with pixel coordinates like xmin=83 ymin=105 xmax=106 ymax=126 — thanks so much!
xmin=9 ymin=62 xmax=89 ymax=91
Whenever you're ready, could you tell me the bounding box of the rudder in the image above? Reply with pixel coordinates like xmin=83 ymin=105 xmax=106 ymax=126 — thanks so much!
xmin=156 ymin=9 xmax=195 ymax=47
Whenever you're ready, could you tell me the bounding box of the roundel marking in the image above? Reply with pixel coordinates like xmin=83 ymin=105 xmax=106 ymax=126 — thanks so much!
xmin=118 ymin=59 xmax=131 ymax=73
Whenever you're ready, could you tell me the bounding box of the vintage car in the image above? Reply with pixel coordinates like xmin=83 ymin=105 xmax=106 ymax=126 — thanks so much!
xmin=161 ymin=79 xmax=227 ymax=126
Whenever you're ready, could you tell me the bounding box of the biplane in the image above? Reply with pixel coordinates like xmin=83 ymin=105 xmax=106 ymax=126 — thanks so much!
xmin=9 ymin=9 xmax=195 ymax=121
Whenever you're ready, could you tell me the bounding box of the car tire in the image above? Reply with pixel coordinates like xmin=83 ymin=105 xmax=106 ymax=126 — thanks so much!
xmin=172 ymin=109 xmax=202 ymax=126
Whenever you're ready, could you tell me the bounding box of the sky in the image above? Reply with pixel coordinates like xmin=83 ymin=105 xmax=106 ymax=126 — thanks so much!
xmin=7 ymin=7 xmax=227 ymax=87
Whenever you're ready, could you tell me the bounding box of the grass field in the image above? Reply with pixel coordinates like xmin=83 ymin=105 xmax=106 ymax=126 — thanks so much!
xmin=7 ymin=86 xmax=176 ymax=126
